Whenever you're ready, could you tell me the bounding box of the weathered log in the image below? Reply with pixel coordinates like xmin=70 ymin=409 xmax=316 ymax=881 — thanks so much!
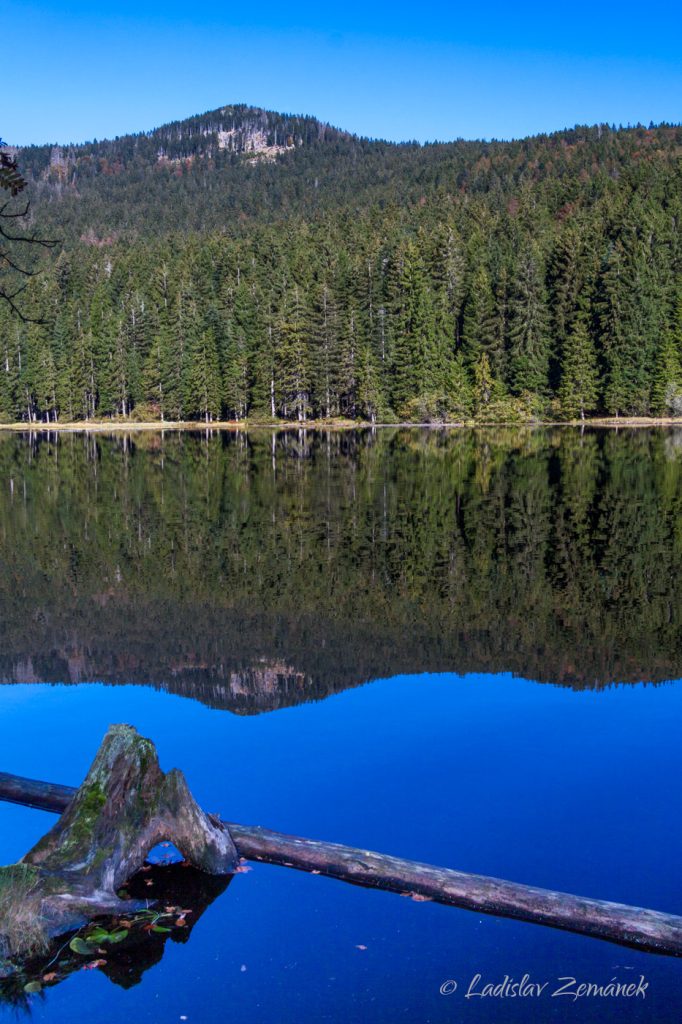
xmin=1 ymin=754 xmax=681 ymax=956
xmin=228 ymin=825 xmax=682 ymax=956
xmin=0 ymin=773 xmax=73 ymax=814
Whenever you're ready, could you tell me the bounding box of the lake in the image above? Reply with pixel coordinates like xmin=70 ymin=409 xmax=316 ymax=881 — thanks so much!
xmin=0 ymin=427 xmax=680 ymax=1022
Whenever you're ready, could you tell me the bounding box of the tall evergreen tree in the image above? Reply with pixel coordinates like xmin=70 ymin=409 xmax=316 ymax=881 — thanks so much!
xmin=558 ymin=309 xmax=599 ymax=420
xmin=461 ymin=264 xmax=499 ymax=371
xmin=185 ymin=327 xmax=221 ymax=422
xmin=508 ymin=245 xmax=551 ymax=397
xmin=390 ymin=243 xmax=438 ymax=411
xmin=274 ymin=283 xmax=311 ymax=421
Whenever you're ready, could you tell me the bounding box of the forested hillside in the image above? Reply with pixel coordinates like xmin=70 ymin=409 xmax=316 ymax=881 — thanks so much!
xmin=2 ymin=107 xmax=682 ymax=423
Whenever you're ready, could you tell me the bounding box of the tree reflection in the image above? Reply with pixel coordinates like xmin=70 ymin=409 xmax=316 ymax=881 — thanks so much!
xmin=0 ymin=427 xmax=680 ymax=702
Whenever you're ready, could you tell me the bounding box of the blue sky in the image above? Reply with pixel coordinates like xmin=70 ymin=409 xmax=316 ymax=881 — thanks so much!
xmin=5 ymin=0 xmax=682 ymax=145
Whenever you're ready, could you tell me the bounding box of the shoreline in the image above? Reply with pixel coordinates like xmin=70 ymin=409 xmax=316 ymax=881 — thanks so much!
xmin=0 ymin=416 xmax=682 ymax=434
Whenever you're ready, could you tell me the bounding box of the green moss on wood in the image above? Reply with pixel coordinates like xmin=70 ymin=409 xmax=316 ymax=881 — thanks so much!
xmin=64 ymin=782 xmax=106 ymax=847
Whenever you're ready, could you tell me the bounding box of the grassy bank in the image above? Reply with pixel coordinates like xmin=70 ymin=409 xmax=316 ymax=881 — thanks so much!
xmin=0 ymin=866 xmax=45 ymax=958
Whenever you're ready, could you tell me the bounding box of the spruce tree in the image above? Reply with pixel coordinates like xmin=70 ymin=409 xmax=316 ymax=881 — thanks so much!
xmin=652 ymin=328 xmax=682 ymax=416
xmin=222 ymin=315 xmax=250 ymax=421
xmin=474 ymin=353 xmax=494 ymax=411
xmin=461 ymin=264 xmax=499 ymax=371
xmin=274 ymin=283 xmax=311 ymax=421
xmin=598 ymin=236 xmax=648 ymax=415
xmin=390 ymin=243 xmax=438 ymax=412
xmin=356 ymin=341 xmax=384 ymax=423
xmin=558 ymin=310 xmax=599 ymax=420
xmin=311 ymin=283 xmax=341 ymax=418
xmin=446 ymin=353 xmax=474 ymax=419
xmin=185 ymin=327 xmax=221 ymax=422
xmin=508 ymin=245 xmax=551 ymax=397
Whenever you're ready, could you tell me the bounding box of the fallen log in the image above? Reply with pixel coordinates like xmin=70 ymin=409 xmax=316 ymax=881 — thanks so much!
xmin=0 ymin=773 xmax=74 ymax=814
xmin=229 ymin=824 xmax=682 ymax=956
xmin=1 ymin=734 xmax=681 ymax=957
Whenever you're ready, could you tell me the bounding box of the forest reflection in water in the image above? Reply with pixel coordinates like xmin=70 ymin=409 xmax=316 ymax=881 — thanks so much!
xmin=1 ymin=425 xmax=681 ymax=708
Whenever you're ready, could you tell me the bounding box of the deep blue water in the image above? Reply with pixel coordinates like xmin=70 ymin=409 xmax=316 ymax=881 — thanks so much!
xmin=1 ymin=429 xmax=681 ymax=1020
xmin=0 ymin=673 xmax=680 ymax=1023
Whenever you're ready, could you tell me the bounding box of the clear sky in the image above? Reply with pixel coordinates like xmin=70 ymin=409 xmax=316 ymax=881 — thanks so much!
xmin=5 ymin=0 xmax=682 ymax=146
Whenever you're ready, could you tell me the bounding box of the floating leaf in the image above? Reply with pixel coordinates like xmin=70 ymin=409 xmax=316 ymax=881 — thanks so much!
xmin=23 ymin=981 xmax=42 ymax=994
xmin=152 ymin=925 xmax=172 ymax=933
xmin=84 ymin=926 xmax=128 ymax=944
xmin=69 ymin=937 xmax=95 ymax=955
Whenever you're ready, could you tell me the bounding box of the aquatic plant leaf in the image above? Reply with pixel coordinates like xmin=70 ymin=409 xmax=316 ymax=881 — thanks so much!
xmin=69 ymin=937 xmax=95 ymax=955
xmin=23 ymin=981 xmax=42 ymax=993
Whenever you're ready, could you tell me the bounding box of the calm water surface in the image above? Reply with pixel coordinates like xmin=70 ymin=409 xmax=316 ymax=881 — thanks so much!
xmin=0 ymin=428 xmax=680 ymax=1023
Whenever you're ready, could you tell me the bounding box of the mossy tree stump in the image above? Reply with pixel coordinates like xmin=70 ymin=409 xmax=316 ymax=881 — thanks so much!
xmin=6 ymin=725 xmax=238 ymax=945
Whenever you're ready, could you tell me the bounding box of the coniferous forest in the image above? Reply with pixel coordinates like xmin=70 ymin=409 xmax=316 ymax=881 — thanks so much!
xmin=2 ymin=107 xmax=682 ymax=424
